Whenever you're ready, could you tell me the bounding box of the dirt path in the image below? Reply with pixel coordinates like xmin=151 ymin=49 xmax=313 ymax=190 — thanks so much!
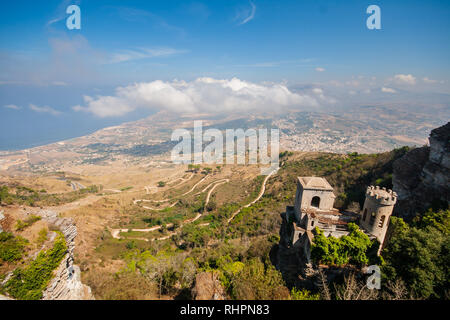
xmin=195 ymin=178 xmax=228 ymax=195
xmin=135 ymin=174 xmax=208 ymax=205
xmin=226 ymin=170 xmax=275 ymax=224
xmin=142 ymin=201 xmax=179 ymax=211
xmin=46 ymin=194 xmax=101 ymax=214
xmin=144 ymin=172 xmax=195 ymax=194
xmin=110 ymin=167 xmax=276 ymax=242
xmin=110 ymin=179 xmax=229 ymax=241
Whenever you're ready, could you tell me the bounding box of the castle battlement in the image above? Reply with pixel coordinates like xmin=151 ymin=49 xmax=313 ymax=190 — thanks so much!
xmin=365 ymin=185 xmax=397 ymax=205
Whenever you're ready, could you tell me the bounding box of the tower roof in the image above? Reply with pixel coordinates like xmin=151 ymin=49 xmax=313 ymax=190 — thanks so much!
xmin=298 ymin=177 xmax=334 ymax=191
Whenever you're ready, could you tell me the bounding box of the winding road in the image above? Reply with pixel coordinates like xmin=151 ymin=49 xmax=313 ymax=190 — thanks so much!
xmin=110 ymin=169 xmax=276 ymax=242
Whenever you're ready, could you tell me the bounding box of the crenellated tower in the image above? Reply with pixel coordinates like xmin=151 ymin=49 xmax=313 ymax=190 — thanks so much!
xmin=360 ymin=186 xmax=397 ymax=253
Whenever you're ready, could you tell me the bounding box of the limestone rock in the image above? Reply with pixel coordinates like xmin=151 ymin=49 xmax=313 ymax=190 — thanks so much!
xmin=393 ymin=122 xmax=450 ymax=218
xmin=0 ymin=210 xmax=4 ymax=233
xmin=39 ymin=211 xmax=94 ymax=300
xmin=191 ymin=272 xmax=226 ymax=300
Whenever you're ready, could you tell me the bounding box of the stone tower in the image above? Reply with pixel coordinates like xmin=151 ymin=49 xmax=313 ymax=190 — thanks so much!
xmin=360 ymin=186 xmax=397 ymax=252
xmin=294 ymin=177 xmax=336 ymax=224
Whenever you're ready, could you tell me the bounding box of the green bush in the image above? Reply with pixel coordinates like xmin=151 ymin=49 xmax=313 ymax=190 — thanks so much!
xmin=0 ymin=184 xmax=100 ymax=207
xmin=15 ymin=215 xmax=42 ymax=231
xmin=230 ymin=258 xmax=288 ymax=299
xmin=290 ymin=288 xmax=320 ymax=300
xmin=0 ymin=232 xmax=28 ymax=262
xmin=311 ymin=223 xmax=377 ymax=267
xmin=5 ymin=232 xmax=67 ymax=300
xmin=382 ymin=211 xmax=449 ymax=299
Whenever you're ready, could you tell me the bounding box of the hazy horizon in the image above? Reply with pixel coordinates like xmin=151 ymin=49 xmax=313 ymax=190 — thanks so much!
xmin=1 ymin=0 xmax=449 ymax=150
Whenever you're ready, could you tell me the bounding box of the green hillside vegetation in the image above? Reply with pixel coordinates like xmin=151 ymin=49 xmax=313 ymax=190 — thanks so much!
xmin=382 ymin=209 xmax=449 ymax=299
xmin=85 ymin=147 xmax=447 ymax=300
xmin=311 ymin=223 xmax=381 ymax=267
xmin=0 ymin=232 xmax=28 ymax=263
xmin=5 ymin=232 xmax=67 ymax=300
xmin=0 ymin=185 xmax=100 ymax=207
xmin=15 ymin=215 xmax=41 ymax=231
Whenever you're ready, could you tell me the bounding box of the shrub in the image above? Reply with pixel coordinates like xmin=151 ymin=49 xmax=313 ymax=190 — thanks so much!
xmin=15 ymin=215 xmax=41 ymax=231
xmin=36 ymin=228 xmax=48 ymax=246
xmin=6 ymin=232 xmax=67 ymax=300
xmin=0 ymin=232 xmax=28 ymax=262
xmin=311 ymin=223 xmax=376 ymax=267
xmin=382 ymin=212 xmax=449 ymax=299
xmin=230 ymin=258 xmax=288 ymax=300
xmin=290 ymin=288 xmax=320 ymax=300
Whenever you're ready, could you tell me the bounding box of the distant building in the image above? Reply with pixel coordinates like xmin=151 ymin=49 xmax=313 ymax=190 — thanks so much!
xmin=282 ymin=177 xmax=397 ymax=262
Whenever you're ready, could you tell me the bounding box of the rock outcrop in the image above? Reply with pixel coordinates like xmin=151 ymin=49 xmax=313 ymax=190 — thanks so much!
xmin=191 ymin=272 xmax=226 ymax=300
xmin=39 ymin=210 xmax=94 ymax=300
xmin=0 ymin=210 xmax=4 ymax=233
xmin=393 ymin=122 xmax=450 ymax=219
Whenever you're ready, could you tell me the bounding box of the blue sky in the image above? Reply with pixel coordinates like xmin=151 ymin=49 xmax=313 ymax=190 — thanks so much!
xmin=1 ymin=0 xmax=450 ymax=149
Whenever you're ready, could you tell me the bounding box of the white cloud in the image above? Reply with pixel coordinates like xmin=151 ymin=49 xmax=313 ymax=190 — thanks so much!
xmin=235 ymin=58 xmax=314 ymax=68
xmin=381 ymin=87 xmax=396 ymax=93
xmin=29 ymin=104 xmax=62 ymax=116
xmin=73 ymin=77 xmax=321 ymax=117
xmin=52 ymin=81 xmax=68 ymax=86
xmin=4 ymin=104 xmax=21 ymax=110
xmin=394 ymin=74 xmax=416 ymax=85
xmin=423 ymin=77 xmax=438 ymax=84
xmin=237 ymin=1 xmax=256 ymax=25
xmin=108 ymin=47 xmax=188 ymax=64
xmin=0 ymin=80 xmax=29 ymax=86
xmin=345 ymin=80 xmax=360 ymax=87
xmin=312 ymin=88 xmax=323 ymax=95
xmin=315 ymin=67 xmax=325 ymax=72
xmin=311 ymin=87 xmax=337 ymax=104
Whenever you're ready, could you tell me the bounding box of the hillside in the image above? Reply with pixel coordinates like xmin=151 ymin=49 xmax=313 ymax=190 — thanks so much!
xmin=0 ymin=124 xmax=448 ymax=300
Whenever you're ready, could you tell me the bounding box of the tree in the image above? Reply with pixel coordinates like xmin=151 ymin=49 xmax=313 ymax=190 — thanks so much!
xmin=157 ymin=181 xmax=166 ymax=187
xmin=141 ymin=252 xmax=174 ymax=298
xmin=230 ymin=258 xmax=288 ymax=299
xmin=203 ymin=167 xmax=212 ymax=175
xmin=382 ymin=214 xmax=449 ymax=299
xmin=290 ymin=288 xmax=320 ymax=300
xmin=180 ymin=258 xmax=197 ymax=289
xmin=206 ymin=200 xmax=217 ymax=212
xmin=310 ymin=223 xmax=376 ymax=267
xmin=0 ymin=186 xmax=9 ymax=204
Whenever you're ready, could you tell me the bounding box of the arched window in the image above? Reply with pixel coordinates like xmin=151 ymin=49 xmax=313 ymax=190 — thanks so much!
xmin=369 ymin=212 xmax=376 ymax=226
xmin=378 ymin=215 xmax=386 ymax=228
xmin=363 ymin=208 xmax=368 ymax=221
xmin=311 ymin=196 xmax=320 ymax=208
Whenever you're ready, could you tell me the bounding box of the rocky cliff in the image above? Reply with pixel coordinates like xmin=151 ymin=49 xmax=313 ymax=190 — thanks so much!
xmin=40 ymin=210 xmax=94 ymax=300
xmin=393 ymin=122 xmax=450 ymax=219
